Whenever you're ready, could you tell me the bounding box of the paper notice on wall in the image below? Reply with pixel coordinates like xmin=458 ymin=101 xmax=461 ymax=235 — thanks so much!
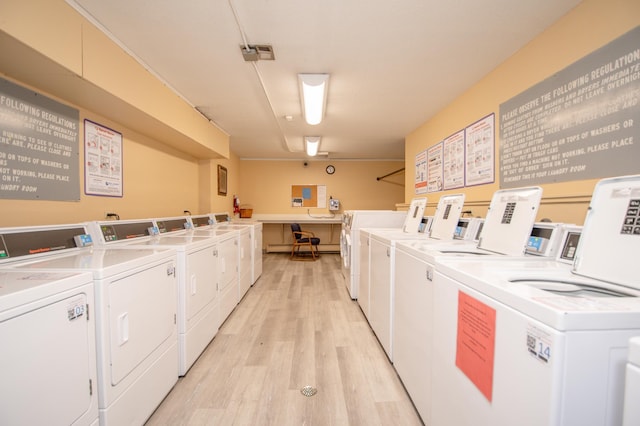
xmin=455 ymin=291 xmax=497 ymax=402
xmin=415 ymin=149 xmax=428 ymax=194
xmin=84 ymin=119 xmax=123 ymax=197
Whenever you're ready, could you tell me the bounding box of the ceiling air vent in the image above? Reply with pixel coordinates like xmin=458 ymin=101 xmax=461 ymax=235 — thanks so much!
xmin=240 ymin=44 xmax=275 ymax=61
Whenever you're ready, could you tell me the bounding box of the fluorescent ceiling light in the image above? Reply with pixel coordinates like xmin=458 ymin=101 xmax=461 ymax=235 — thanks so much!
xmin=305 ymin=136 xmax=321 ymax=156
xmin=298 ymin=74 xmax=329 ymax=125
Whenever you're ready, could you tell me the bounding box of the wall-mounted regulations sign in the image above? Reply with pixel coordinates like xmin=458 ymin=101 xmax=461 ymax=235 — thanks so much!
xmin=84 ymin=119 xmax=123 ymax=197
xmin=0 ymin=77 xmax=80 ymax=201
xmin=500 ymin=26 xmax=640 ymax=188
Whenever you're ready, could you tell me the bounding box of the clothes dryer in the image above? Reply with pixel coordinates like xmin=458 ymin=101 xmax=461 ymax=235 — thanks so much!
xmin=0 ymin=224 xmax=178 ymax=426
xmin=431 ymin=175 xmax=640 ymax=426
xmin=89 ymin=218 xmax=221 ymax=377
xmin=0 ymin=268 xmax=99 ymax=426
xmin=205 ymin=212 xmax=263 ymax=285
xmin=209 ymin=222 xmax=252 ymax=302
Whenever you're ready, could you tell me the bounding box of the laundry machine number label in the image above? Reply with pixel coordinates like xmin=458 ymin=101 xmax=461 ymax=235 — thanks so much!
xmin=67 ymin=299 xmax=86 ymax=321
xmin=526 ymin=325 xmax=552 ymax=364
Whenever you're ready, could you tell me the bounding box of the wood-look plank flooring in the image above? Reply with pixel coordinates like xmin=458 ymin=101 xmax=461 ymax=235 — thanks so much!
xmin=146 ymin=253 xmax=423 ymax=426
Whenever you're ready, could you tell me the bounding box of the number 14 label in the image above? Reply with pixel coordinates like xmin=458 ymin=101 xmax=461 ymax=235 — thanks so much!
xmin=526 ymin=324 xmax=552 ymax=364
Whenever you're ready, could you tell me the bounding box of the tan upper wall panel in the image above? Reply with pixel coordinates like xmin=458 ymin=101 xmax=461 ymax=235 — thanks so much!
xmin=0 ymin=0 xmax=83 ymax=75
xmin=81 ymin=24 xmax=229 ymax=159
xmin=0 ymin=0 xmax=229 ymax=160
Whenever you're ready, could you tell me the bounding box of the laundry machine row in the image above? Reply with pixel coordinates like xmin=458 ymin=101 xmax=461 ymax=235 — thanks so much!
xmin=191 ymin=212 xmax=263 ymax=287
xmin=0 ymin=223 xmax=178 ymax=426
xmin=89 ymin=216 xmax=241 ymax=376
xmin=390 ymin=175 xmax=640 ymax=426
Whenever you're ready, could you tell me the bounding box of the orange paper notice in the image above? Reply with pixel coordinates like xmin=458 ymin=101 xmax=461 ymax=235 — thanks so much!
xmin=455 ymin=291 xmax=496 ymax=402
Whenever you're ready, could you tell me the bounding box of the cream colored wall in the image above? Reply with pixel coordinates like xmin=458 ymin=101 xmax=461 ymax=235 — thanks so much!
xmin=405 ymin=0 xmax=640 ymax=225
xmin=238 ymin=160 xmax=405 ymax=214
xmin=198 ymin=153 xmax=241 ymax=215
xmin=0 ymin=0 xmax=235 ymax=226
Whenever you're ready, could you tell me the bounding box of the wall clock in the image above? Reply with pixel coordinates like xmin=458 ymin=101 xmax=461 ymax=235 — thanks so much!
xmin=326 ymin=165 xmax=336 ymax=175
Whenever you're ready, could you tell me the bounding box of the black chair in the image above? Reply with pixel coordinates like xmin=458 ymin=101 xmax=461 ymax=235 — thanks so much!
xmin=290 ymin=223 xmax=320 ymax=261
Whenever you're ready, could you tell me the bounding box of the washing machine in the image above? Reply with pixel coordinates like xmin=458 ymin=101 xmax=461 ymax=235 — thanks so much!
xmin=390 ymin=187 xmax=545 ymax=425
xmin=89 ymin=217 xmax=223 ymax=377
xmin=366 ymin=194 xmax=464 ymax=361
xmin=623 ymin=336 xmax=640 ymax=426
xmin=0 ymin=223 xmax=178 ymax=426
xmin=430 ymin=175 xmax=640 ymax=426
xmin=0 ymin=268 xmax=99 ymax=426
xmin=340 ymin=210 xmax=406 ymax=299
xmin=393 ymin=222 xmax=580 ymax=426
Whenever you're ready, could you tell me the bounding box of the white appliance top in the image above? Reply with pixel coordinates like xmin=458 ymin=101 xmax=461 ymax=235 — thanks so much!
xmin=369 ymin=228 xmax=433 ymax=245
xmin=573 ymin=175 xmax=640 ymax=289
xmin=184 ymin=228 xmax=237 ymax=238
xmin=90 ymin=218 xmax=220 ymax=251
xmin=436 ymin=257 xmax=640 ymax=331
xmin=119 ymin=235 xmax=217 ymax=252
xmin=347 ymin=210 xmax=406 ymax=230
xmin=429 ymin=193 xmax=465 ymax=240
xmin=6 ymin=247 xmax=176 ymax=280
xmin=0 ymin=270 xmax=93 ymax=310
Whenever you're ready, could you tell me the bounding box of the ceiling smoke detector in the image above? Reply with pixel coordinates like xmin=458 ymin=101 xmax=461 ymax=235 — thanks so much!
xmin=240 ymin=44 xmax=275 ymax=61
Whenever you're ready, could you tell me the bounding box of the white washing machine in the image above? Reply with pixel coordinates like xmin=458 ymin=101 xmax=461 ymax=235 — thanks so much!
xmin=0 ymin=224 xmax=179 ymax=426
xmin=89 ymin=218 xmax=222 ymax=377
xmin=340 ymin=210 xmax=406 ymax=299
xmin=623 ymin=336 xmax=640 ymax=426
xmin=390 ymin=187 xmax=545 ymax=425
xmin=0 ymin=268 xmax=99 ymax=426
xmin=431 ymin=175 xmax=640 ymax=426
xmin=366 ymin=194 xmax=465 ymax=361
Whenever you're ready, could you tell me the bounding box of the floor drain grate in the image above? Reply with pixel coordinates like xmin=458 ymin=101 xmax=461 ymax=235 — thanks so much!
xmin=300 ymin=385 xmax=317 ymax=397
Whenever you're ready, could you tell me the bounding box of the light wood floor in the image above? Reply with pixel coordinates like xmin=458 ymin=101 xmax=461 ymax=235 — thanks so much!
xmin=146 ymin=253 xmax=423 ymax=426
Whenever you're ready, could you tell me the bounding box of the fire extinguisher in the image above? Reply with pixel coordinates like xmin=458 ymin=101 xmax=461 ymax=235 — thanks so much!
xmin=233 ymin=195 xmax=240 ymax=214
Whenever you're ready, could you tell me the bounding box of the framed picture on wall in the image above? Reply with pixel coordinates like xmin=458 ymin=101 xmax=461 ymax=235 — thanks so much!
xmin=217 ymin=165 xmax=227 ymax=196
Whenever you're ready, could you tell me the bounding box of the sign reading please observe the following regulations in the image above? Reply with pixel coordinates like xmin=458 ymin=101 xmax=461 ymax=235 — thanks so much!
xmin=0 ymin=77 xmax=80 ymax=201
xmin=499 ymin=26 xmax=640 ymax=188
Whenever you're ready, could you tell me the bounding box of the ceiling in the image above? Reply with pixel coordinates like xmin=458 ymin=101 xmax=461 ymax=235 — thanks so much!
xmin=66 ymin=0 xmax=581 ymax=160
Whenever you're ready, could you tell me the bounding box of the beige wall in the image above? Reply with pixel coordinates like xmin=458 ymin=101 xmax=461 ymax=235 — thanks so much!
xmin=238 ymin=160 xmax=405 ymax=214
xmin=405 ymin=0 xmax=640 ymax=225
xmin=0 ymin=76 xmax=238 ymax=226
xmin=0 ymin=0 xmax=234 ymax=226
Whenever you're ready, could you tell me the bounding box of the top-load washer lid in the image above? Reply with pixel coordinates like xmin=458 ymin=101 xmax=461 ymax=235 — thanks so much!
xmin=429 ymin=194 xmax=465 ymax=240
xmin=402 ymin=198 xmax=427 ymax=233
xmin=573 ymin=174 xmax=640 ymax=289
xmin=477 ymin=186 xmax=543 ymax=256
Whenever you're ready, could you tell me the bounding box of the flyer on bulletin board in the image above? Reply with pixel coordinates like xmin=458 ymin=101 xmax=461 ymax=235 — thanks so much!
xmin=84 ymin=119 xmax=123 ymax=197
xmin=455 ymin=290 xmax=496 ymax=402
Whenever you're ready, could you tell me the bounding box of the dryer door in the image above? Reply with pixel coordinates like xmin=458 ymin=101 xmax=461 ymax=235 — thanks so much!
xmin=0 ymin=290 xmax=95 ymax=426
xmin=108 ymin=261 xmax=176 ymax=385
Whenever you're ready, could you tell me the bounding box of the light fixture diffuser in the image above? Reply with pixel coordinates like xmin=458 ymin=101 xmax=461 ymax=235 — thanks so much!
xmin=298 ymin=74 xmax=329 ymax=125
xmin=305 ymin=136 xmax=321 ymax=156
